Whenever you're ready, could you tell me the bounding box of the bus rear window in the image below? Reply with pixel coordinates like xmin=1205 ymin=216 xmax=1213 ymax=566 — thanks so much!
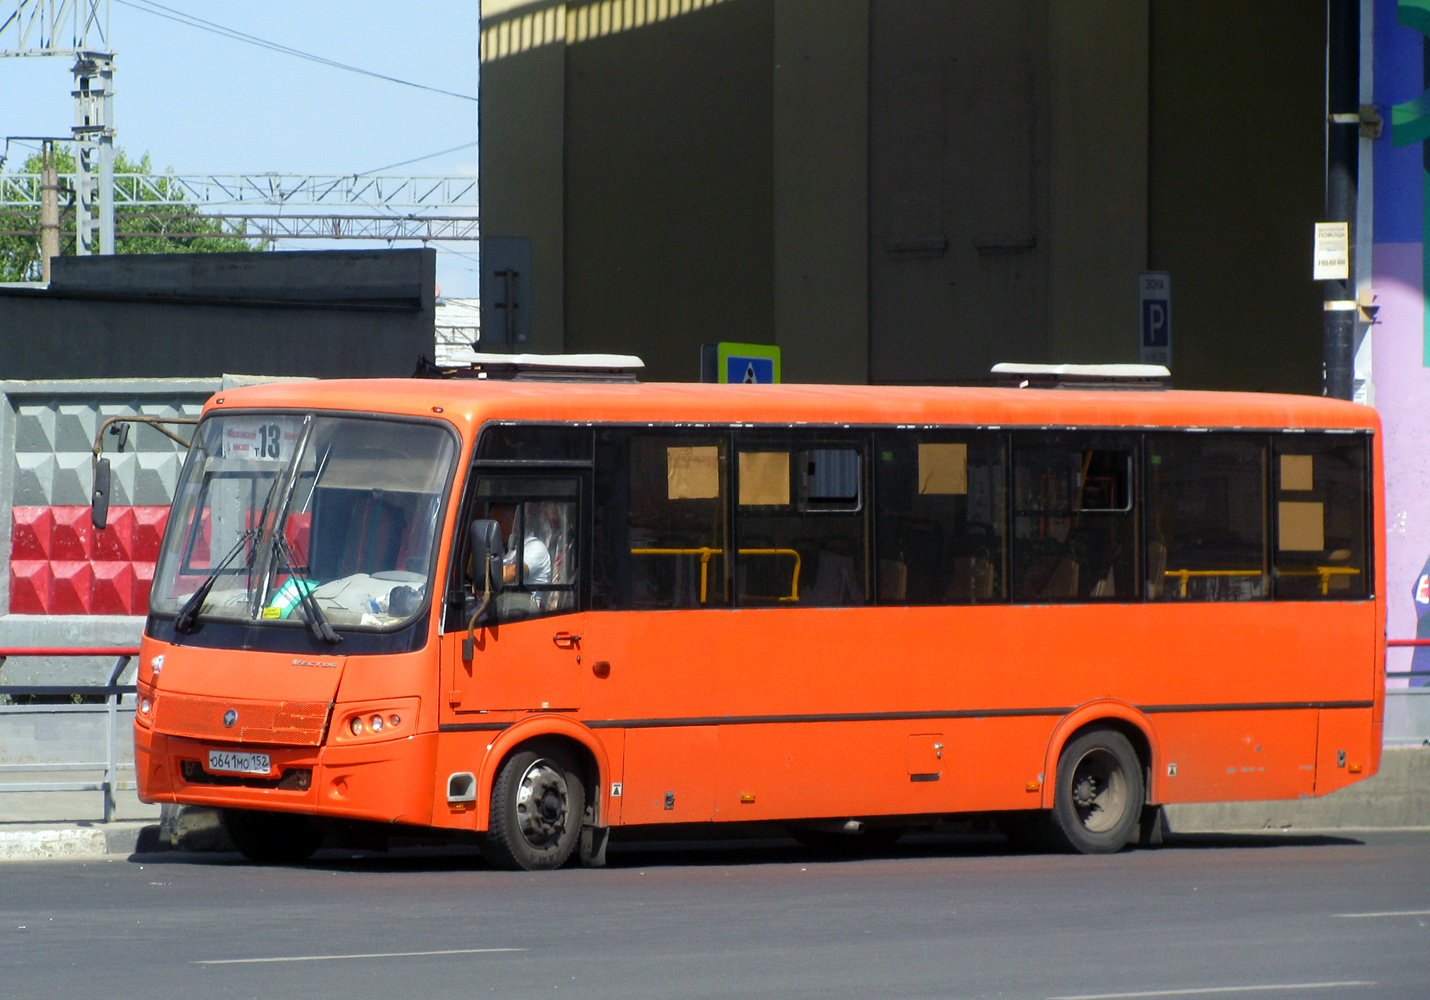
xmin=1272 ymin=434 xmax=1369 ymax=599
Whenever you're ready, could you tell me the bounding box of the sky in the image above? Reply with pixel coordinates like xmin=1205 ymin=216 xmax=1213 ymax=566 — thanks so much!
xmin=0 ymin=0 xmax=481 ymax=295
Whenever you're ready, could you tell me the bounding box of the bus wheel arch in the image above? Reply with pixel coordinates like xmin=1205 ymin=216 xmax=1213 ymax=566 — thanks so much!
xmin=477 ymin=719 xmax=608 ymax=836
xmin=1041 ymin=702 xmax=1158 ymax=812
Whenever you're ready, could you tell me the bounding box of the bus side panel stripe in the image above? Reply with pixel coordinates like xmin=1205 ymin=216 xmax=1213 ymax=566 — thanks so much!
xmin=436 ymin=700 xmax=1374 ymax=734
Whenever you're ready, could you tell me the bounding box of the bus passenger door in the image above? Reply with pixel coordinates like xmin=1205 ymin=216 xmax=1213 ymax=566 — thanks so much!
xmin=444 ymin=473 xmax=585 ymax=713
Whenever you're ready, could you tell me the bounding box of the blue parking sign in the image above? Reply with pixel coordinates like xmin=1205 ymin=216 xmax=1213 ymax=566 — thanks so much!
xmin=1138 ymin=272 xmax=1171 ymax=366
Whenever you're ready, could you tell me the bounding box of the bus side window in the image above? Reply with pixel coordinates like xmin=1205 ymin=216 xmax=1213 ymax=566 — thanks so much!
xmin=1145 ymin=434 xmax=1267 ymax=601
xmin=470 ymin=477 xmax=580 ymax=622
xmin=874 ymin=431 xmax=1007 ymax=604
xmin=593 ymin=430 xmax=731 ymax=609
xmin=1011 ymin=434 xmax=1138 ymax=602
xmin=734 ymin=434 xmax=868 ymax=607
xmin=1271 ymin=434 xmax=1369 ymax=600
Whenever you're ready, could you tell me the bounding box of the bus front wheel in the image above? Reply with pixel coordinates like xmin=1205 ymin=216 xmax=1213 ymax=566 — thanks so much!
xmin=1048 ymin=729 xmax=1144 ymax=854
xmin=483 ymin=744 xmax=586 ymax=871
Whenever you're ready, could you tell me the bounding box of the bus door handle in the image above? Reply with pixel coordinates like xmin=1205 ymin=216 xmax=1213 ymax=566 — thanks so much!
xmin=553 ymin=631 xmax=582 ymax=649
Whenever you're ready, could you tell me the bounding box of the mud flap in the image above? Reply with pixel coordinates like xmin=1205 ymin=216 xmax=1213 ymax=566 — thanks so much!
xmin=579 ymin=825 xmax=608 ymax=867
xmin=1137 ymin=804 xmax=1168 ymax=847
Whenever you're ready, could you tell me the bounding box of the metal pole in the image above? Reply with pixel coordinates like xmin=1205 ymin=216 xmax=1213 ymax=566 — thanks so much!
xmin=1323 ymin=0 xmax=1358 ymax=400
xmin=102 ymin=654 xmax=128 ymax=823
xmin=39 ymin=140 xmax=59 ymax=282
xmin=74 ymin=140 xmax=93 ymax=256
xmin=98 ymin=136 xmax=114 ymax=255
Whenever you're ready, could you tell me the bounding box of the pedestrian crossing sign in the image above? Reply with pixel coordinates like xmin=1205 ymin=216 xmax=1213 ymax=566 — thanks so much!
xmin=716 ymin=342 xmax=781 ymax=384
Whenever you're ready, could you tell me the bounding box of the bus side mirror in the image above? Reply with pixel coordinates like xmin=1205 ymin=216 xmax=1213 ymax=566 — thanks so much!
xmin=467 ymin=519 xmax=505 ymax=595
xmin=91 ymin=457 xmax=112 ymax=530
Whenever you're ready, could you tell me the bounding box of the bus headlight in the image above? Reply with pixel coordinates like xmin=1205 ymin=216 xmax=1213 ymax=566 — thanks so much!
xmin=332 ymin=698 xmax=419 ymax=744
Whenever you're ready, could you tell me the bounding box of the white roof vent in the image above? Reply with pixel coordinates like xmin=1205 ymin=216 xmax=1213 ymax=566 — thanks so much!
xmin=417 ymin=353 xmax=646 ymax=382
xmin=991 ymin=363 xmax=1170 ymax=390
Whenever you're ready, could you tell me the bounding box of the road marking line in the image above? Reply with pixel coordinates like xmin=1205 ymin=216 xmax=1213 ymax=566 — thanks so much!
xmin=1049 ymin=983 xmax=1375 ymax=1000
xmin=195 ymin=947 xmax=525 ymax=965
xmin=1336 ymin=909 xmax=1430 ymax=918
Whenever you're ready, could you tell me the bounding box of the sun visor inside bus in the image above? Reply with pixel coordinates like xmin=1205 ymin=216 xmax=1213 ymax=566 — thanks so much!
xmin=1278 ymin=501 xmax=1325 ymax=551
xmin=918 ymin=443 xmax=968 ymax=495
xmin=317 ymin=450 xmax=449 ymax=493
xmin=739 ymin=452 xmax=790 ymax=506
xmin=1281 ymin=454 xmax=1314 ymax=491
xmin=667 ymin=446 xmax=721 ymax=499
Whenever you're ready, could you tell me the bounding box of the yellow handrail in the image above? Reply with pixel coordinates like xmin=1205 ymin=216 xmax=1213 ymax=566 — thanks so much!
xmin=1165 ymin=566 xmax=1361 ymax=597
xmin=1276 ymin=566 xmax=1361 ymax=595
xmin=1163 ymin=569 xmax=1263 ymax=599
xmin=630 ymin=547 xmax=802 ymax=602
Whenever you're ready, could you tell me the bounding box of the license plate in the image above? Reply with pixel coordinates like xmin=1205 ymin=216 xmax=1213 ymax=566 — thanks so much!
xmin=208 ymin=750 xmax=271 ymax=776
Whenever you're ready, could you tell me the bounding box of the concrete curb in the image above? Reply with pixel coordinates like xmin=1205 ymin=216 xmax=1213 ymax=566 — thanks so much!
xmin=0 ymin=821 xmax=159 ymax=860
xmin=1165 ymin=745 xmax=1430 ymax=832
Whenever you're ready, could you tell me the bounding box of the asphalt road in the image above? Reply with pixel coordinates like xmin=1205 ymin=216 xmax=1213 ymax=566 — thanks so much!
xmin=2 ymin=829 xmax=1428 ymax=1000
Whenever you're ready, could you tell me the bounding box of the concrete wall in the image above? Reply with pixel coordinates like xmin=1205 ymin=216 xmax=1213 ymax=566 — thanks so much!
xmin=479 ymin=0 xmax=1330 ymax=392
xmin=0 ymin=379 xmax=217 ymax=690
xmin=480 ymin=0 xmax=568 ymax=355
xmin=773 ymin=0 xmax=868 ymax=384
xmin=563 ymin=0 xmax=775 ymax=381
xmin=1167 ymin=747 xmax=1430 ymax=831
xmin=0 ymin=249 xmax=437 ymax=380
xmin=867 ymin=0 xmax=1050 ymax=384
xmin=1047 ymin=0 xmax=1149 ymax=365
xmin=1148 ymin=1 xmax=1324 ymax=393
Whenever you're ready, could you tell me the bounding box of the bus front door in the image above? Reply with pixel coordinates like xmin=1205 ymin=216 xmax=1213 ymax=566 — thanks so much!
xmin=445 ymin=612 xmax=585 ymax=713
xmin=444 ymin=473 xmax=585 ymax=714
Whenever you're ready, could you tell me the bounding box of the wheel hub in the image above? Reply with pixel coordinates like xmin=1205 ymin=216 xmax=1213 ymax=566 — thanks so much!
xmin=1069 ymin=747 xmax=1127 ymax=834
xmin=515 ymin=759 xmax=570 ymax=849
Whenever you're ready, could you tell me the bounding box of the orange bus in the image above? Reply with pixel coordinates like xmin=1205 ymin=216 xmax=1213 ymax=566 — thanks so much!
xmin=130 ymin=368 xmax=1384 ymax=867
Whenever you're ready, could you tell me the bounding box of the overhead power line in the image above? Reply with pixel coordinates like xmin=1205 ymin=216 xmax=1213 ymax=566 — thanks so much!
xmin=358 ymin=141 xmax=478 ymax=177
xmin=113 ymin=0 xmax=477 ymax=102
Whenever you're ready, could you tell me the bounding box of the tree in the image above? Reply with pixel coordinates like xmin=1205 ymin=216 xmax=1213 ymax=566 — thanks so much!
xmin=0 ymin=147 xmax=258 ymax=282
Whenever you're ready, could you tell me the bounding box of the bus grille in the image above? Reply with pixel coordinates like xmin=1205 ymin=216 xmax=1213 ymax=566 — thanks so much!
xmin=152 ymin=693 xmax=331 ymax=746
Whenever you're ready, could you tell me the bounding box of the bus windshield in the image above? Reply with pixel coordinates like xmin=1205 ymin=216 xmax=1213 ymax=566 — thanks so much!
xmin=150 ymin=413 xmax=456 ymax=630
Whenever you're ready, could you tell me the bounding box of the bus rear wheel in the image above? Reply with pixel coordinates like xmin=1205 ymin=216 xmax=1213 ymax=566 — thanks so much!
xmin=222 ymin=808 xmax=325 ymax=865
xmin=483 ymin=744 xmax=586 ymax=871
xmin=1047 ymin=729 xmax=1144 ymax=855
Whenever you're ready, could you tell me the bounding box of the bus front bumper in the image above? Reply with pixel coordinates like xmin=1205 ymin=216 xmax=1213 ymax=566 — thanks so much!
xmin=134 ymin=724 xmax=439 ymax=827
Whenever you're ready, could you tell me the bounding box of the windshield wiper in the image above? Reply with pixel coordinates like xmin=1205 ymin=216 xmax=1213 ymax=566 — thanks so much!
xmin=271 ymin=534 xmax=341 ymax=645
xmin=173 ymin=528 xmax=261 ymax=634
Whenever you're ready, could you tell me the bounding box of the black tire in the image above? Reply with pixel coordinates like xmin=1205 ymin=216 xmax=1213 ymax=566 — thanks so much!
xmin=791 ymin=825 xmax=905 ymax=856
xmin=1047 ymin=729 xmax=1145 ymax=854
xmin=483 ymin=743 xmax=586 ymax=871
xmin=222 ymin=808 xmax=325 ymax=864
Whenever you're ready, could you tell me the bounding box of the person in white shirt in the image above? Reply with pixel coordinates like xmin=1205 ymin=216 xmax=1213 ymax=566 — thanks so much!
xmin=490 ymin=504 xmax=552 ymax=615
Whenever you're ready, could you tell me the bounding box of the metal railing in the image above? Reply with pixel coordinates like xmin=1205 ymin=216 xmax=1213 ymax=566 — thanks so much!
xmin=0 ymin=647 xmax=139 ymax=822
xmin=1383 ymin=639 xmax=1430 ymax=746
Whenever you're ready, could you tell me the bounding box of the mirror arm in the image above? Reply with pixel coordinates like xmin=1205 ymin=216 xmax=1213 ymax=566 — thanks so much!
xmin=462 ymin=554 xmax=494 ymax=660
